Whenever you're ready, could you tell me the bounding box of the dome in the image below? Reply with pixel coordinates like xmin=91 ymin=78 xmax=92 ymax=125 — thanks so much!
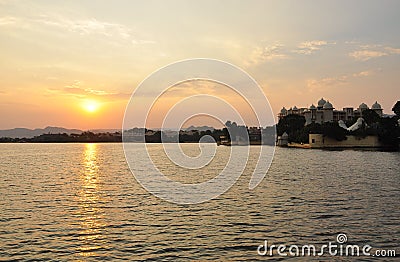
xmin=371 ymin=101 xmax=381 ymax=109
xmin=293 ymin=106 xmax=298 ymax=110
xmin=309 ymin=104 xmax=316 ymax=110
xmin=359 ymin=103 xmax=368 ymax=110
xmin=323 ymin=101 xmax=333 ymax=109
xmin=281 ymin=132 xmax=289 ymax=138
xmin=318 ymin=98 xmax=326 ymax=106
xmin=280 ymin=107 xmax=287 ymax=114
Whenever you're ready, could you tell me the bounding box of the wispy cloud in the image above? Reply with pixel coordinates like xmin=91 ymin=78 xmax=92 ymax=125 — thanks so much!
xmin=260 ymin=43 xmax=288 ymax=60
xmin=307 ymin=75 xmax=348 ymax=92
xmin=50 ymin=81 xmax=130 ymax=101
xmin=0 ymin=14 xmax=155 ymax=44
xmin=352 ymin=69 xmax=377 ymax=77
xmin=307 ymin=69 xmax=378 ymax=92
xmin=293 ymin=40 xmax=333 ymax=55
xmin=349 ymin=44 xmax=400 ymax=61
xmin=131 ymin=39 xmax=156 ymax=45
xmin=35 ymin=15 xmax=132 ymax=38
xmin=0 ymin=16 xmax=18 ymax=26
xmin=385 ymin=47 xmax=400 ymax=54
xmin=349 ymin=50 xmax=387 ymax=61
xmin=247 ymin=43 xmax=288 ymax=66
xmin=165 ymin=80 xmax=225 ymax=97
xmin=344 ymin=40 xmax=361 ymax=45
xmin=248 ymin=40 xmax=334 ymax=65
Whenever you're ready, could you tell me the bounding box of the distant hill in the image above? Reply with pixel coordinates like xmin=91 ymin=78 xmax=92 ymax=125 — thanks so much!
xmin=89 ymin=129 xmax=121 ymax=133
xmin=0 ymin=126 xmax=83 ymax=138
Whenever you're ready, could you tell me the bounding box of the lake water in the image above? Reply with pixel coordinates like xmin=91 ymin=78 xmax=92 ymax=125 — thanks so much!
xmin=0 ymin=143 xmax=399 ymax=261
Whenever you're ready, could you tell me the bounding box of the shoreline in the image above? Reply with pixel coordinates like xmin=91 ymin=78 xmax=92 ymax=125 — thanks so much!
xmin=285 ymin=142 xmax=398 ymax=151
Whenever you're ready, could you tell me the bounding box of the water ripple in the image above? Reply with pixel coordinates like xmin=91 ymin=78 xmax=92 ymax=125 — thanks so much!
xmin=0 ymin=144 xmax=399 ymax=261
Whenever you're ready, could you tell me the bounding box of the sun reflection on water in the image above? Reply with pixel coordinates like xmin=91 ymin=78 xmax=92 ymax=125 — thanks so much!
xmin=77 ymin=143 xmax=108 ymax=258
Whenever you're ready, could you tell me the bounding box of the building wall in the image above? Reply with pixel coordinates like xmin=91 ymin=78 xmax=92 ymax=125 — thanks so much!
xmin=309 ymin=134 xmax=382 ymax=148
xmin=316 ymin=111 xmax=324 ymax=123
xmin=279 ymin=102 xmax=383 ymax=125
xmin=304 ymin=111 xmax=311 ymax=125
xmin=323 ymin=108 xmax=333 ymax=122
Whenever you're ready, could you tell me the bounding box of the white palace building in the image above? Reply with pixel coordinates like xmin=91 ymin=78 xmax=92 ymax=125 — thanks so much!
xmin=278 ymin=98 xmax=383 ymax=125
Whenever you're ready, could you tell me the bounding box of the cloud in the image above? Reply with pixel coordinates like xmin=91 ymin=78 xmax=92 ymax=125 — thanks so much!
xmin=0 ymin=14 xmax=155 ymax=44
xmin=246 ymin=40 xmax=335 ymax=66
xmin=0 ymin=16 xmax=18 ymax=26
xmin=307 ymin=75 xmax=348 ymax=91
xmin=345 ymin=40 xmax=361 ymax=45
xmin=349 ymin=44 xmax=400 ymax=61
xmin=385 ymin=47 xmax=400 ymax=54
xmin=131 ymin=39 xmax=156 ymax=45
xmin=349 ymin=50 xmax=387 ymax=61
xmin=50 ymin=81 xmax=130 ymax=101
xmin=294 ymin=40 xmax=332 ymax=55
xmin=164 ymin=80 xmax=225 ymax=97
xmin=352 ymin=70 xmax=376 ymax=77
xmin=247 ymin=43 xmax=288 ymax=66
xmin=307 ymin=68 xmax=379 ymax=92
xmin=36 ymin=16 xmax=132 ymax=38
xmin=260 ymin=44 xmax=288 ymax=60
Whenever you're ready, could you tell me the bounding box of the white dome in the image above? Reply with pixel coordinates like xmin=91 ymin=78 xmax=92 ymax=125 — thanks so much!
xmin=280 ymin=107 xmax=287 ymax=114
xmin=323 ymin=101 xmax=333 ymax=109
xmin=310 ymin=104 xmax=316 ymax=110
xmin=359 ymin=103 xmax=368 ymax=110
xmin=318 ymin=98 xmax=326 ymax=106
xmin=371 ymin=101 xmax=381 ymax=109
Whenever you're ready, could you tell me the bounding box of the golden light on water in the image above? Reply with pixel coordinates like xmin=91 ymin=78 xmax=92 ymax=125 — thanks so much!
xmin=77 ymin=143 xmax=108 ymax=258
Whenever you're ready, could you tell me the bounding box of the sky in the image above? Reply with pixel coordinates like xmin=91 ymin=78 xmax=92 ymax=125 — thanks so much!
xmin=0 ymin=0 xmax=399 ymax=129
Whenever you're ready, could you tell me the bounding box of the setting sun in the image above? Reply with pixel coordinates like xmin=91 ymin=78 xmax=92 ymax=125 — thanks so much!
xmin=83 ymin=100 xmax=100 ymax=113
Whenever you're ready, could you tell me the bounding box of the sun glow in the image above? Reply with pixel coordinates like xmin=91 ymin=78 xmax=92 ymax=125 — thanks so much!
xmin=83 ymin=100 xmax=100 ymax=113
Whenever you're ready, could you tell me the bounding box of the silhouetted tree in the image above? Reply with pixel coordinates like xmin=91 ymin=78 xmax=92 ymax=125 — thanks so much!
xmin=378 ymin=117 xmax=399 ymax=148
xmin=362 ymin=109 xmax=381 ymax=125
xmin=345 ymin=118 xmax=358 ymax=128
xmin=276 ymin=114 xmax=306 ymax=136
xmin=392 ymin=101 xmax=400 ymax=117
xmin=321 ymin=122 xmax=348 ymax=141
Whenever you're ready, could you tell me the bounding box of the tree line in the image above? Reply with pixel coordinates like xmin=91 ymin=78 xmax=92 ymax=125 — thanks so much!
xmin=0 ymin=125 xmax=276 ymax=144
